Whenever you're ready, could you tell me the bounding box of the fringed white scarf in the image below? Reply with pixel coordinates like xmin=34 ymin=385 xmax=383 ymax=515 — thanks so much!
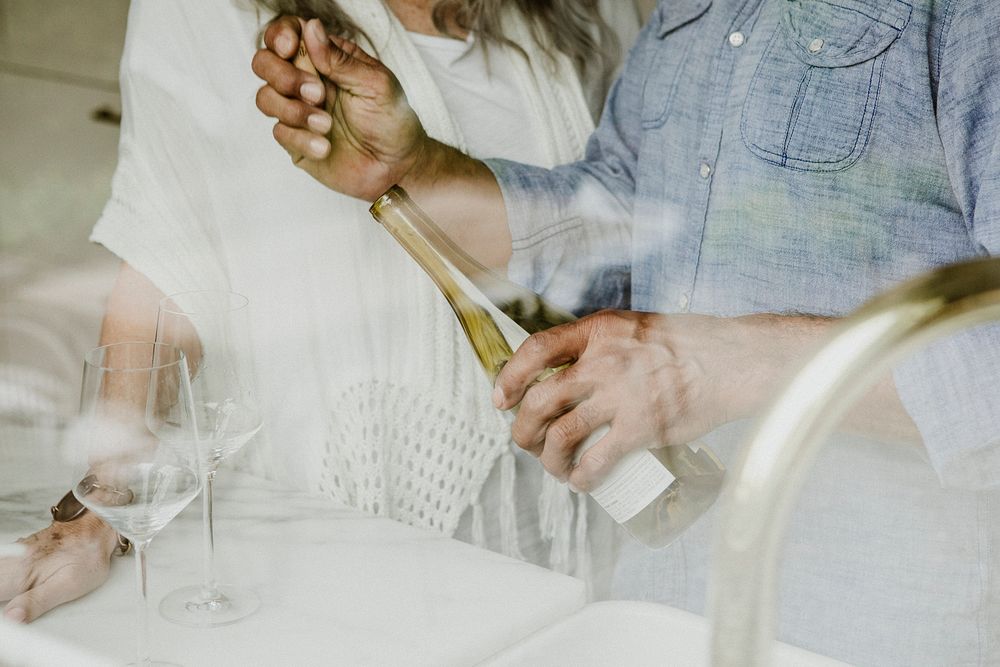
xmin=319 ymin=0 xmax=596 ymax=585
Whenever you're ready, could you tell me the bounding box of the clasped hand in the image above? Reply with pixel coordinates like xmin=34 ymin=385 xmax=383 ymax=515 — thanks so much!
xmin=252 ymin=16 xmax=427 ymax=200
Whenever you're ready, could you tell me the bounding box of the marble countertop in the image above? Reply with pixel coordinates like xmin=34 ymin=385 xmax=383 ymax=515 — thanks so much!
xmin=1 ymin=427 xmax=849 ymax=667
xmin=0 ymin=434 xmax=586 ymax=665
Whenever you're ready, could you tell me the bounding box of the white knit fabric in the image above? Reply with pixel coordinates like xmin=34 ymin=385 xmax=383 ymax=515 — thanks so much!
xmin=90 ymin=0 xmax=624 ymax=569
xmin=320 ymin=379 xmax=506 ymax=535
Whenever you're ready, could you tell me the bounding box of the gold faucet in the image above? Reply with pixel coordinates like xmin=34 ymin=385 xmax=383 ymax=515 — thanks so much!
xmin=709 ymin=257 xmax=1000 ymax=666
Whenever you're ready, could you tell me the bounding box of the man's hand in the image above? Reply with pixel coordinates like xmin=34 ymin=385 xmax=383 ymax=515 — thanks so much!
xmin=493 ymin=311 xmax=753 ymax=492
xmin=493 ymin=309 xmax=922 ymax=493
xmin=0 ymin=515 xmax=117 ymax=623
xmin=252 ymin=17 xmax=428 ymax=200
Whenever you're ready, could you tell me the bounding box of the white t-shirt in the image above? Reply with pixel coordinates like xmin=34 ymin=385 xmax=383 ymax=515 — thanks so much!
xmin=408 ymin=31 xmax=546 ymax=164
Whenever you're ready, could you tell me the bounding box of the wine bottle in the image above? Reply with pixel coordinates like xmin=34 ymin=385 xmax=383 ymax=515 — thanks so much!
xmin=370 ymin=186 xmax=724 ymax=549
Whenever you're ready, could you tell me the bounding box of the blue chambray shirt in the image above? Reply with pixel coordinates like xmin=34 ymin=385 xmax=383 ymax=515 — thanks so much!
xmin=487 ymin=0 xmax=1000 ymax=664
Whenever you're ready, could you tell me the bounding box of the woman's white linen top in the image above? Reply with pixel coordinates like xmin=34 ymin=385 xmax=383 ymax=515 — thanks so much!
xmin=90 ymin=0 xmax=638 ymax=570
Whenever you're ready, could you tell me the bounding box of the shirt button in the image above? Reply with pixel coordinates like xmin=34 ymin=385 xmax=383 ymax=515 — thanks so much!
xmin=699 ymin=162 xmax=712 ymax=179
xmin=678 ymin=293 xmax=690 ymax=309
xmin=728 ymin=31 xmax=745 ymax=48
xmin=808 ymin=38 xmax=825 ymax=53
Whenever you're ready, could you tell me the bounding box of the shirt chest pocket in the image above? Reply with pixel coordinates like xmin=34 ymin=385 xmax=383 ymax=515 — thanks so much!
xmin=741 ymin=0 xmax=911 ymax=172
xmin=641 ymin=0 xmax=712 ymax=129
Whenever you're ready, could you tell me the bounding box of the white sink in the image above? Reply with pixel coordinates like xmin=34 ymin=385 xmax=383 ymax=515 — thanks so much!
xmin=481 ymin=601 xmax=849 ymax=666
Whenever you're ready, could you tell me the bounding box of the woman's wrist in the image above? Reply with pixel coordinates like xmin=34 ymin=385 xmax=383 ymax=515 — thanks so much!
xmin=398 ymin=138 xmax=480 ymax=193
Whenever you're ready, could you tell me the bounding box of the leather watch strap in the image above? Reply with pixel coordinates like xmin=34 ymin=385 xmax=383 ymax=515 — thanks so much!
xmin=51 ymin=485 xmax=132 ymax=556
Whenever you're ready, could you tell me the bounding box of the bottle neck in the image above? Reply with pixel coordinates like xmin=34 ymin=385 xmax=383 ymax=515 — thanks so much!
xmin=371 ymin=187 xmax=519 ymax=381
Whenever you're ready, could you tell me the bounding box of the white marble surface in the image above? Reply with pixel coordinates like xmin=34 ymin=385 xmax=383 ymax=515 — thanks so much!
xmin=0 ymin=446 xmax=586 ymax=666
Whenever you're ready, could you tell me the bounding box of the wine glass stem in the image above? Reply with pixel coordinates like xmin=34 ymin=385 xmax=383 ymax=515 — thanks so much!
xmin=133 ymin=540 xmax=152 ymax=667
xmin=201 ymin=467 xmax=220 ymax=600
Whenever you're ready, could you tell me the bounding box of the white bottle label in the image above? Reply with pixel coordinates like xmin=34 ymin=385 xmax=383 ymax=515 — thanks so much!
xmin=575 ymin=426 xmax=676 ymax=524
xmin=589 ymin=450 xmax=675 ymax=523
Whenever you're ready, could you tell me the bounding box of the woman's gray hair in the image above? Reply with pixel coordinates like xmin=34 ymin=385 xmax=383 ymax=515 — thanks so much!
xmin=253 ymin=0 xmax=617 ymax=88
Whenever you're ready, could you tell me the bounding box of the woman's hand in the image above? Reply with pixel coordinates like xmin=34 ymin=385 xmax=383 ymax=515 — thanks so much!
xmin=252 ymin=17 xmax=429 ymax=200
xmin=1 ymin=515 xmax=118 ymax=623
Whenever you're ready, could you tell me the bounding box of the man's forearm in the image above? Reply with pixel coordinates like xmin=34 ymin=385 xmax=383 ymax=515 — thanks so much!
xmin=399 ymin=139 xmax=512 ymax=270
xmin=722 ymin=313 xmax=921 ymax=445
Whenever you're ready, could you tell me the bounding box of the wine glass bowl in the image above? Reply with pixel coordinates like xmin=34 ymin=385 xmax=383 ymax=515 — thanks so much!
xmin=154 ymin=290 xmax=263 ymax=627
xmin=155 ymin=290 xmax=262 ymax=465
xmin=73 ymin=342 xmax=202 ymax=543
xmin=190 ymin=399 xmax=261 ymax=468
xmin=74 ymin=468 xmax=199 ymax=543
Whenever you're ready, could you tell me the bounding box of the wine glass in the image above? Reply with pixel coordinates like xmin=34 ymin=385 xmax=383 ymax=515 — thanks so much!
xmin=71 ymin=342 xmax=202 ymax=666
xmin=154 ymin=290 xmax=263 ymax=627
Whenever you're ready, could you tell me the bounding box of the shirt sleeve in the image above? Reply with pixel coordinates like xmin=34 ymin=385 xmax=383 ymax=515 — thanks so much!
xmin=892 ymin=0 xmax=1000 ymax=490
xmin=89 ymin=0 xmax=244 ymax=296
xmin=484 ymin=15 xmax=664 ymax=315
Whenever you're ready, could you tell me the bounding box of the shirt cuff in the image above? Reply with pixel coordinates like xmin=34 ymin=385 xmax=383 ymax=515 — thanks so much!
xmin=484 ymin=158 xmax=631 ymax=314
xmin=893 ymin=324 xmax=1000 ymax=490
xmin=484 ymin=158 xmax=582 ymax=288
